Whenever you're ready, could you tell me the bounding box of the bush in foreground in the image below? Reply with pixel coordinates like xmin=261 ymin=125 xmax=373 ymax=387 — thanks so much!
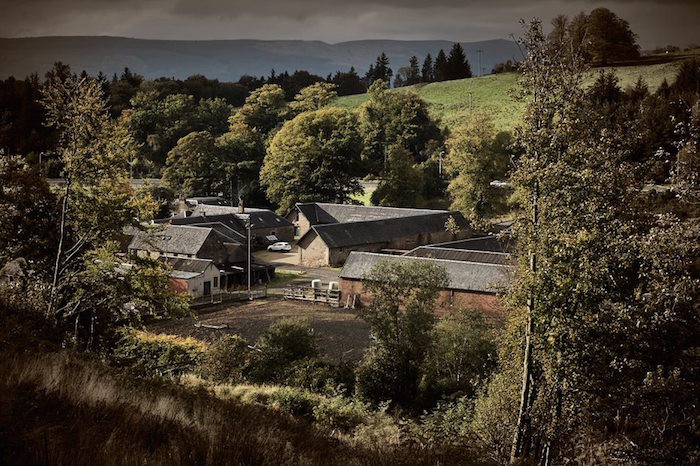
xmin=112 ymin=328 xmax=207 ymax=376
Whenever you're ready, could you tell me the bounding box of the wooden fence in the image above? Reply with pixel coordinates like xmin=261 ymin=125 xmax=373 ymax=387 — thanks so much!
xmin=191 ymin=288 xmax=267 ymax=308
xmin=283 ymin=285 xmax=340 ymax=307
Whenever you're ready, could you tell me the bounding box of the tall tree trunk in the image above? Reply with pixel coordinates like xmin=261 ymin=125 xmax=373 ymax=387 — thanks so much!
xmin=511 ymin=178 xmax=539 ymax=463
xmin=48 ymin=178 xmax=71 ymax=316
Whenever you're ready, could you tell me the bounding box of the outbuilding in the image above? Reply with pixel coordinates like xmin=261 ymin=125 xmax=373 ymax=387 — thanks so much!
xmin=339 ymin=251 xmax=514 ymax=319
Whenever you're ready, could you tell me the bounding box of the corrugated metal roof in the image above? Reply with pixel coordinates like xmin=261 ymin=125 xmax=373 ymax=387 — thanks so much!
xmin=169 ymin=270 xmax=202 ymax=280
xmin=340 ymin=251 xmax=514 ymax=293
xmin=406 ymin=246 xmax=513 ymax=265
xmin=309 ymin=211 xmax=470 ymax=248
xmin=160 ymin=256 xmax=214 ymax=274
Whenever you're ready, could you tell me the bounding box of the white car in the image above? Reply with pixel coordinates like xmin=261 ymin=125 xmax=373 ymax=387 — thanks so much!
xmin=267 ymin=242 xmax=292 ymax=252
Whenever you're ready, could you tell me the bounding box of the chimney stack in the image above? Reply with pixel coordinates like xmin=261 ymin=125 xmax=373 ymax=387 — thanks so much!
xmin=238 ymin=197 xmax=244 ymax=214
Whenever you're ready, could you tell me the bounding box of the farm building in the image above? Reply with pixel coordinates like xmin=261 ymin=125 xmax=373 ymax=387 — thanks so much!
xmin=155 ymin=213 xmax=246 ymax=244
xmin=161 ymin=257 xmax=221 ymax=298
xmin=190 ymin=204 xmax=295 ymax=244
xmin=128 ymin=224 xmax=273 ymax=289
xmin=287 ymin=202 xmax=451 ymax=238
xmin=291 ymin=203 xmax=473 ymax=267
xmin=339 ymin=251 xmax=514 ymax=319
xmin=128 ymin=224 xmax=243 ymax=263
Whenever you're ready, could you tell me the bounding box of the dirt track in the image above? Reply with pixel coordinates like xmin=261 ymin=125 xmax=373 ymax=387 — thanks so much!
xmin=148 ymin=298 xmax=371 ymax=362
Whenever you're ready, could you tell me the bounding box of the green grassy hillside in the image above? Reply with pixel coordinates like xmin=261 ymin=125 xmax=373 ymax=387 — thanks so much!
xmin=334 ymin=59 xmax=690 ymax=132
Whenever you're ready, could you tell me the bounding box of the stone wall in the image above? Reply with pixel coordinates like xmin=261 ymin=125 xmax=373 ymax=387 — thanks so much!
xmin=298 ymin=234 xmax=329 ymax=267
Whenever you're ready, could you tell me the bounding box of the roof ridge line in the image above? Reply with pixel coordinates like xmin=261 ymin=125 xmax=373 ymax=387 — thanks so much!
xmin=349 ymin=251 xmax=514 ymax=268
xmin=417 ymin=246 xmax=510 ymax=256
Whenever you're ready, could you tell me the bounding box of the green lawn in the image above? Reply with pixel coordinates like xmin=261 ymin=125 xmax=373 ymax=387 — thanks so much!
xmin=334 ymin=59 xmax=691 ymax=133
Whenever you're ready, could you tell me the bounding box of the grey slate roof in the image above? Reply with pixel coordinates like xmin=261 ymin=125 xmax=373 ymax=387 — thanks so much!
xmin=155 ymin=214 xmax=246 ymax=241
xmin=430 ymin=235 xmax=515 ymax=253
xmin=406 ymin=246 xmax=513 ymax=265
xmin=295 ymin=202 xmax=448 ymax=225
xmin=340 ymin=252 xmax=514 ymax=293
xmin=128 ymin=225 xmax=213 ymax=256
xmin=190 ymin=205 xmax=294 ymax=230
xmin=307 ymin=211 xmax=470 ymax=249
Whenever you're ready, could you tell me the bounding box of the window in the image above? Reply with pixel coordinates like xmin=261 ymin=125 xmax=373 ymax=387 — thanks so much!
xmin=213 ymin=276 xmax=219 ymax=288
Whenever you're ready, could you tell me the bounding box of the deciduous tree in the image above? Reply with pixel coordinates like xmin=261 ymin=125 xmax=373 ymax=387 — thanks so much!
xmin=370 ymin=145 xmax=424 ymax=207
xmin=260 ymin=108 xmax=363 ymax=213
xmin=445 ymin=114 xmax=512 ymax=226
xmin=359 ymin=80 xmax=442 ymax=175
xmin=355 ymin=260 xmax=448 ymax=408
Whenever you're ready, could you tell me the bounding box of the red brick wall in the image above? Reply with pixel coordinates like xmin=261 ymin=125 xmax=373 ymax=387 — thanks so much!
xmin=340 ymin=278 xmax=504 ymax=320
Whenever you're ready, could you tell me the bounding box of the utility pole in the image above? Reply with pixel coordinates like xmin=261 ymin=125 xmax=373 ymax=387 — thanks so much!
xmin=247 ymin=218 xmax=252 ymax=300
xmin=438 ymin=150 xmax=444 ymax=176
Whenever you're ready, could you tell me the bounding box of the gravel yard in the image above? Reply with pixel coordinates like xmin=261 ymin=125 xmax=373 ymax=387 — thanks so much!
xmin=148 ymin=298 xmax=371 ymax=362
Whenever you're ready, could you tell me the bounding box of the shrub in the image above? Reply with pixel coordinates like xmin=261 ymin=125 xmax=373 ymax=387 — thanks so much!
xmin=112 ymin=328 xmax=206 ymax=376
xmin=421 ymin=310 xmax=497 ymax=403
xmin=420 ymin=396 xmax=475 ymax=445
xmin=202 ymin=334 xmax=249 ymax=383
xmin=268 ymin=387 xmax=318 ymax=418
xmin=248 ymin=318 xmax=318 ymax=383
xmin=313 ymin=396 xmax=372 ymax=432
xmin=469 ymin=370 xmax=519 ymax=465
xmin=284 ymin=358 xmax=355 ymax=395
xmin=355 ymin=345 xmax=416 ymax=407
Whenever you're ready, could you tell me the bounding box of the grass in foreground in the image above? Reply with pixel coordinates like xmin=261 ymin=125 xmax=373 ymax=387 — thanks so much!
xmin=0 ymin=349 xmax=484 ymax=466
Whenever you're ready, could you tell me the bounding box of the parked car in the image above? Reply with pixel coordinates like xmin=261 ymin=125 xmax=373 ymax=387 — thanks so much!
xmin=267 ymin=242 xmax=292 ymax=252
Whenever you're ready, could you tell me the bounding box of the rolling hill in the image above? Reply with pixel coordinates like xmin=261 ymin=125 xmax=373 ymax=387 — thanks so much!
xmin=0 ymin=36 xmax=520 ymax=81
xmin=334 ymin=59 xmax=693 ymax=132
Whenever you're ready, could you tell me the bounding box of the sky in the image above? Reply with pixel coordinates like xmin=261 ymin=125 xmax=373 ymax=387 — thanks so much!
xmin=0 ymin=0 xmax=698 ymax=49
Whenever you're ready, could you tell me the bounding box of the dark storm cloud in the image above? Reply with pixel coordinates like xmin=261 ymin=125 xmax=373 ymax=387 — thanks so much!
xmin=0 ymin=0 xmax=698 ymax=48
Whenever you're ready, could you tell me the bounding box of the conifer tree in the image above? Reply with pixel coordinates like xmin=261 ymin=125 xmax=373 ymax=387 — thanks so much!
xmin=446 ymin=43 xmax=472 ymax=80
xmin=407 ymin=56 xmax=421 ymax=85
xmin=421 ymin=53 xmax=434 ymax=82
xmin=433 ymin=49 xmax=448 ymax=82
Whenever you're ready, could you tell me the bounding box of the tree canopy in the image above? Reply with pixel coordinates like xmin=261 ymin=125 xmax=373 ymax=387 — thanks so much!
xmin=359 ymin=80 xmax=443 ymax=176
xmin=445 ymin=114 xmax=512 ymax=226
xmin=260 ymin=108 xmax=363 ymax=213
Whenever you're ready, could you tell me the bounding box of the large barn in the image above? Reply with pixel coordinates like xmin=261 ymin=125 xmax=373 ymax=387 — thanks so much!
xmin=289 ymin=203 xmax=474 ymax=267
xmin=339 ymin=251 xmax=515 ymax=319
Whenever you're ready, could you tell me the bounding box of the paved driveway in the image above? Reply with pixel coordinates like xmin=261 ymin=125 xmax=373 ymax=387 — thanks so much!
xmin=254 ymin=246 xmax=341 ymax=293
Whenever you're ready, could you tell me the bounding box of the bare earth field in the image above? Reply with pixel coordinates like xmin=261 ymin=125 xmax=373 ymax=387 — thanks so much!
xmin=149 ymin=298 xmax=371 ymax=361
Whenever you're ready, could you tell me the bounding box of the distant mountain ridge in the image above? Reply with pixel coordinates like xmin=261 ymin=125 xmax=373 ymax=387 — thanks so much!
xmin=0 ymin=36 xmax=521 ymax=81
